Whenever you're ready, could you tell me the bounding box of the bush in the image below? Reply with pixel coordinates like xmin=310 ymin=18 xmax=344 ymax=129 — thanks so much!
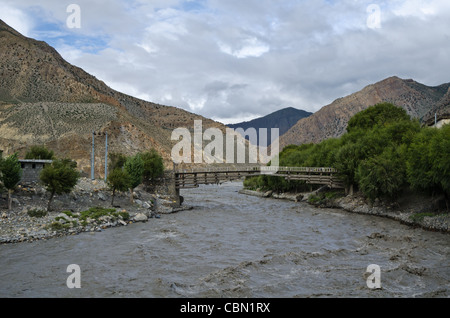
xmin=25 ymin=145 xmax=55 ymax=160
xmin=79 ymin=207 xmax=117 ymax=221
xmin=48 ymin=221 xmax=70 ymax=231
xmin=243 ymin=176 xmax=260 ymax=190
xmin=27 ymin=208 xmax=48 ymax=218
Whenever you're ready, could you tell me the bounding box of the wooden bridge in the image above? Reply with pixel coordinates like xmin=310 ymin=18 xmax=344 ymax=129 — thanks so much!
xmin=174 ymin=166 xmax=344 ymax=190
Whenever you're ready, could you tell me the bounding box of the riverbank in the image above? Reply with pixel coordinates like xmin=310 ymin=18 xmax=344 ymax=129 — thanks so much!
xmin=239 ymin=188 xmax=450 ymax=233
xmin=0 ymin=178 xmax=191 ymax=244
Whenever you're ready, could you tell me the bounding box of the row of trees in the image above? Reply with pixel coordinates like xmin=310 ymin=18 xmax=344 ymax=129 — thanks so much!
xmin=245 ymin=103 xmax=450 ymax=208
xmin=0 ymin=146 xmax=165 ymax=211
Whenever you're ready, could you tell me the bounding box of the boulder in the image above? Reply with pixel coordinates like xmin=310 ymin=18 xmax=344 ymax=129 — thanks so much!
xmin=98 ymin=192 xmax=107 ymax=201
xmin=133 ymin=213 xmax=148 ymax=222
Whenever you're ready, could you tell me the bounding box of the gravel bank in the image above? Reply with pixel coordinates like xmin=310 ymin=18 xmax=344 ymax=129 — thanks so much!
xmin=0 ymin=178 xmax=188 ymax=244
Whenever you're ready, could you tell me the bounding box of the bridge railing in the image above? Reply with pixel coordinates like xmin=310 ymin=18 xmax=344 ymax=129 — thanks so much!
xmin=261 ymin=166 xmax=338 ymax=173
xmin=174 ymin=165 xmax=261 ymax=174
xmin=175 ymin=166 xmax=338 ymax=174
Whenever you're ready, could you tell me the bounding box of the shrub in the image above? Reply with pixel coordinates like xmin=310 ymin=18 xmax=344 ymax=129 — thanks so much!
xmin=79 ymin=207 xmax=117 ymax=221
xmin=48 ymin=221 xmax=70 ymax=231
xmin=25 ymin=145 xmax=55 ymax=160
xmin=27 ymin=208 xmax=48 ymax=218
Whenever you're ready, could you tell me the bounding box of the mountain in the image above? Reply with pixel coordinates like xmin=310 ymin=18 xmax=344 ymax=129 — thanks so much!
xmin=279 ymin=76 xmax=450 ymax=149
xmin=0 ymin=19 xmax=248 ymax=175
xmin=227 ymin=107 xmax=312 ymax=145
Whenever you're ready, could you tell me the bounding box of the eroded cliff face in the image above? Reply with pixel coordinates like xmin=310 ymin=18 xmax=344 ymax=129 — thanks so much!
xmin=279 ymin=76 xmax=450 ymax=149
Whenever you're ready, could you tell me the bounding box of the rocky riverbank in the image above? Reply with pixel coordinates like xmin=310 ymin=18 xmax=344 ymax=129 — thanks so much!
xmin=0 ymin=178 xmax=191 ymax=244
xmin=239 ymin=188 xmax=450 ymax=233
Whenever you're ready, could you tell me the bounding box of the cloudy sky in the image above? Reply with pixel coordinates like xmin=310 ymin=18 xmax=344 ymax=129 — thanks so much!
xmin=1 ymin=0 xmax=449 ymax=124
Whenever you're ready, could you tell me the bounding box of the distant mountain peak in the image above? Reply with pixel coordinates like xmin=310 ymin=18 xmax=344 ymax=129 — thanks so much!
xmin=228 ymin=107 xmax=313 ymax=145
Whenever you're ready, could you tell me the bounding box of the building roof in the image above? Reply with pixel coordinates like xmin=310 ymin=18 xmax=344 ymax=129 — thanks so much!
xmin=19 ymin=159 xmax=53 ymax=164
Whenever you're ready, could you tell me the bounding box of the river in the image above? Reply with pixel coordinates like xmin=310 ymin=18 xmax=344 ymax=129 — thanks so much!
xmin=0 ymin=182 xmax=449 ymax=298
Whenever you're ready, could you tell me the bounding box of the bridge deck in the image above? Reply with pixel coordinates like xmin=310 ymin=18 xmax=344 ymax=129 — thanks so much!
xmin=174 ymin=166 xmax=344 ymax=189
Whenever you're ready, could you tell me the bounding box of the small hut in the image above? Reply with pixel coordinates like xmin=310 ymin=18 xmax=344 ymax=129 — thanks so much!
xmin=18 ymin=159 xmax=53 ymax=185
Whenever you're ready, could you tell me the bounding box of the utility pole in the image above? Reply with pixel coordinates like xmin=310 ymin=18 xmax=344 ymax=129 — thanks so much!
xmin=91 ymin=131 xmax=95 ymax=180
xmin=104 ymin=132 xmax=108 ymax=182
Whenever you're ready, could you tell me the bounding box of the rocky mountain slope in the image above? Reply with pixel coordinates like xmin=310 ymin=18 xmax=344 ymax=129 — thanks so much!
xmin=227 ymin=107 xmax=312 ymax=146
xmin=279 ymin=76 xmax=450 ymax=149
xmin=0 ymin=19 xmax=247 ymax=175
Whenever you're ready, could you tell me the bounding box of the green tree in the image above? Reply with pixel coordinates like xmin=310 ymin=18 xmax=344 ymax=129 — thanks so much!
xmin=429 ymin=124 xmax=450 ymax=208
xmin=40 ymin=159 xmax=80 ymax=211
xmin=108 ymin=152 xmax=127 ymax=171
xmin=406 ymin=127 xmax=438 ymax=193
xmin=356 ymin=147 xmax=406 ymax=202
xmin=0 ymin=154 xmax=22 ymax=210
xmin=279 ymin=144 xmax=314 ymax=167
xmin=25 ymin=145 xmax=55 ymax=160
xmin=304 ymin=138 xmax=342 ymax=167
xmin=334 ymin=142 xmax=364 ymax=194
xmin=107 ymin=168 xmax=131 ymax=206
xmin=141 ymin=149 xmax=164 ymax=187
xmin=124 ymin=154 xmax=144 ymax=203
xmin=347 ymin=103 xmax=411 ymax=133
xmin=335 ymin=104 xmax=418 ymax=196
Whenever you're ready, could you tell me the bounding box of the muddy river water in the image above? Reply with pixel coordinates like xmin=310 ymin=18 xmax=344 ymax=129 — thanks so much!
xmin=0 ymin=182 xmax=449 ymax=298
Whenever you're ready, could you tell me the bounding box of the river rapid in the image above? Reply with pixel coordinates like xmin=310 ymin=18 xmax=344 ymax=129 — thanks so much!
xmin=0 ymin=182 xmax=449 ymax=298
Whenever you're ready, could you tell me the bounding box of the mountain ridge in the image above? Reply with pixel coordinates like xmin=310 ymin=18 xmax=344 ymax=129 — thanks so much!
xmin=279 ymin=76 xmax=450 ymax=149
xmin=227 ymin=107 xmax=313 ymax=145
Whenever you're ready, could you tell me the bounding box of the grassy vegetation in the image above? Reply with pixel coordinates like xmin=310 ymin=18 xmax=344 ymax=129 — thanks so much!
xmin=79 ymin=207 xmax=118 ymax=222
xmin=44 ymin=207 xmax=130 ymax=232
xmin=409 ymin=212 xmax=437 ymax=223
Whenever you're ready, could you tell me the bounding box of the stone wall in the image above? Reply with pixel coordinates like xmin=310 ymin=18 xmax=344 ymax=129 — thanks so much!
xmin=19 ymin=162 xmax=48 ymax=185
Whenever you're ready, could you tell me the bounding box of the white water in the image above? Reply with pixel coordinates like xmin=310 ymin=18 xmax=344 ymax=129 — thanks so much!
xmin=0 ymin=182 xmax=449 ymax=297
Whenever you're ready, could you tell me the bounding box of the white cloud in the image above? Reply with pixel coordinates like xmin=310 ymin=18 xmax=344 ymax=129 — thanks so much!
xmin=1 ymin=0 xmax=449 ymax=124
xmin=219 ymin=37 xmax=270 ymax=59
xmin=391 ymin=0 xmax=450 ymax=18
xmin=0 ymin=5 xmax=33 ymax=36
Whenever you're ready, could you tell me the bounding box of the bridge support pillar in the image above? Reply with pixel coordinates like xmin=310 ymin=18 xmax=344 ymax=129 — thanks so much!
xmin=170 ymin=176 xmax=181 ymax=207
xmin=168 ymin=164 xmax=182 ymax=207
